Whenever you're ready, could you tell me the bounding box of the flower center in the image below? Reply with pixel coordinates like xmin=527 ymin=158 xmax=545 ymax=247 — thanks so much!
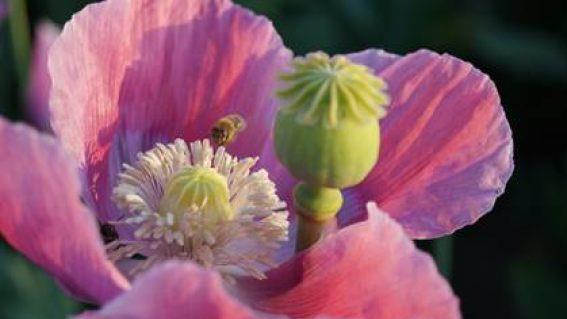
xmin=109 ymin=139 xmax=289 ymax=280
xmin=159 ymin=167 xmax=233 ymax=225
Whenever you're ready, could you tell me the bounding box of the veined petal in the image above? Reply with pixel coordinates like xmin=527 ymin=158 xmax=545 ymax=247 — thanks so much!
xmin=27 ymin=20 xmax=60 ymax=131
xmin=0 ymin=118 xmax=129 ymax=304
xmin=49 ymin=0 xmax=291 ymax=222
xmin=258 ymin=142 xmax=297 ymax=264
xmin=342 ymin=49 xmax=513 ymax=238
xmin=239 ymin=203 xmax=460 ymax=319
xmin=76 ymin=261 xmax=269 ymax=319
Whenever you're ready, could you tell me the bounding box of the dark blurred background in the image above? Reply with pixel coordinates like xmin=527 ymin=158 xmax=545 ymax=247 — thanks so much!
xmin=1 ymin=0 xmax=566 ymax=318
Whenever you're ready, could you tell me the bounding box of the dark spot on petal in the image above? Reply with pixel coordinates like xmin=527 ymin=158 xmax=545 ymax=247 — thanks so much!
xmin=100 ymin=223 xmax=119 ymax=244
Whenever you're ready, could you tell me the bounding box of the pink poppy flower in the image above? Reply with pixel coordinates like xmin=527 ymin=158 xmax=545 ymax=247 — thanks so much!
xmin=0 ymin=121 xmax=458 ymax=316
xmin=0 ymin=0 xmax=513 ymax=318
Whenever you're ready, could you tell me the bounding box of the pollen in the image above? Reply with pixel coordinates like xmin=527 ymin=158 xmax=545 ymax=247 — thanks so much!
xmin=110 ymin=139 xmax=289 ymax=280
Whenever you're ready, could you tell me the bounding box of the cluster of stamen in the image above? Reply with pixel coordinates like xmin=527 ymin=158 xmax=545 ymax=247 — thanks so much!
xmin=110 ymin=139 xmax=289 ymax=280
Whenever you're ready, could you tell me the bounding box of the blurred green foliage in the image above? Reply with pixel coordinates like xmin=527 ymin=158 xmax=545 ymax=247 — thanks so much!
xmin=0 ymin=242 xmax=80 ymax=318
xmin=0 ymin=0 xmax=566 ymax=318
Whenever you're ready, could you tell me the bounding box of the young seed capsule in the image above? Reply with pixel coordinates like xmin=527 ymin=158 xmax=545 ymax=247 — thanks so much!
xmin=275 ymin=52 xmax=390 ymax=189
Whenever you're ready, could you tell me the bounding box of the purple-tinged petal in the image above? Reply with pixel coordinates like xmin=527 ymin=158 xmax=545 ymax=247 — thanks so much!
xmin=76 ymin=261 xmax=271 ymax=319
xmin=0 ymin=1 xmax=7 ymax=22
xmin=49 ymin=0 xmax=291 ymax=222
xmin=27 ymin=20 xmax=59 ymax=131
xmin=0 ymin=117 xmax=129 ymax=303
xmin=259 ymin=135 xmax=296 ymax=206
xmin=239 ymin=203 xmax=461 ymax=319
xmin=258 ymin=138 xmax=297 ymax=263
xmin=341 ymin=49 xmax=514 ymax=238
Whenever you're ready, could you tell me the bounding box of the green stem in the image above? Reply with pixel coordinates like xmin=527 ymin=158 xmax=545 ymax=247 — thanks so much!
xmin=295 ymin=214 xmax=337 ymax=252
xmin=293 ymin=182 xmax=343 ymax=251
xmin=433 ymin=236 xmax=454 ymax=279
xmin=8 ymin=0 xmax=31 ymax=97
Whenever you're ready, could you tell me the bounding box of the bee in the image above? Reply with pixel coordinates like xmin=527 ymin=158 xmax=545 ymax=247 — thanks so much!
xmin=211 ymin=114 xmax=247 ymax=147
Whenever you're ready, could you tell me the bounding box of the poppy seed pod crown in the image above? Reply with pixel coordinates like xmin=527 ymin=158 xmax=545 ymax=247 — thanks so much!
xmin=274 ymin=52 xmax=390 ymax=189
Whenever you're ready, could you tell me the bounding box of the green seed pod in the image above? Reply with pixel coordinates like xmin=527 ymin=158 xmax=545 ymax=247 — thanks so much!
xmin=274 ymin=52 xmax=390 ymax=189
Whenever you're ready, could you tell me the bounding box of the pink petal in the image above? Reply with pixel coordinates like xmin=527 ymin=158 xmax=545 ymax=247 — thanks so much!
xmin=258 ymin=138 xmax=298 ymax=263
xmin=27 ymin=20 xmax=60 ymax=131
xmin=341 ymin=49 xmax=514 ymax=238
xmin=0 ymin=118 xmax=129 ymax=303
xmin=239 ymin=203 xmax=461 ymax=319
xmin=76 ymin=261 xmax=266 ymax=319
xmin=49 ymin=0 xmax=291 ymax=221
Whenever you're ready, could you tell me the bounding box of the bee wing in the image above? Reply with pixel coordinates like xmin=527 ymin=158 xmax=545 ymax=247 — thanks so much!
xmin=232 ymin=114 xmax=247 ymax=131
